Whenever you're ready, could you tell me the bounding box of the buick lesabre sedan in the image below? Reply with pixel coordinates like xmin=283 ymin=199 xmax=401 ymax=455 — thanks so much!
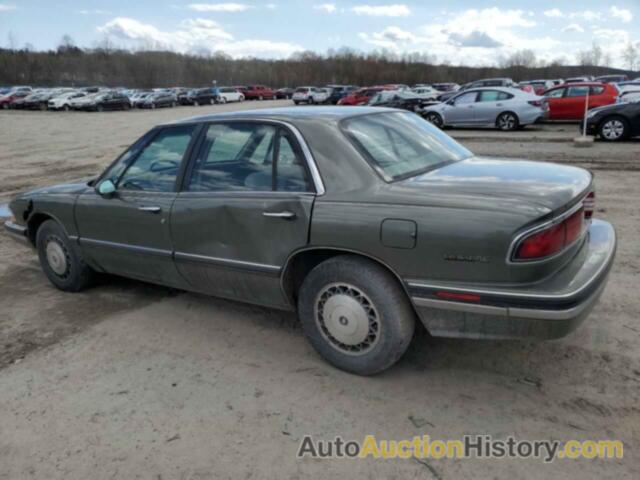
xmin=4 ymin=107 xmax=616 ymax=375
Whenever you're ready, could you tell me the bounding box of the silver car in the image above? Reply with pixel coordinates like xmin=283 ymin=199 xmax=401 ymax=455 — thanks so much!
xmin=421 ymin=87 xmax=547 ymax=131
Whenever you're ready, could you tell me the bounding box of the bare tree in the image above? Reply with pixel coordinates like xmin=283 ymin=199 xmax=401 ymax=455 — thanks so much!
xmin=622 ymin=42 xmax=638 ymax=71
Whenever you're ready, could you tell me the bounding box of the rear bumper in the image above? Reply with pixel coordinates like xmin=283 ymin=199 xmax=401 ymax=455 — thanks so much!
xmin=3 ymin=220 xmax=31 ymax=247
xmin=407 ymin=220 xmax=616 ymax=340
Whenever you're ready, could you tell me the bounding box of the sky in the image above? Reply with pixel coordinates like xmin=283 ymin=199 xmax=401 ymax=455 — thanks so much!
xmin=1 ymin=1 xmax=639 ymax=68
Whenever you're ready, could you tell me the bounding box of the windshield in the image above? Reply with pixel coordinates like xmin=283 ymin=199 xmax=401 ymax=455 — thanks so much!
xmin=342 ymin=112 xmax=473 ymax=181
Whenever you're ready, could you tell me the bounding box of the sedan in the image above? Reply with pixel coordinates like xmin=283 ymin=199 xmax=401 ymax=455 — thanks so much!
xmin=582 ymin=99 xmax=640 ymax=141
xmin=217 ymin=87 xmax=244 ymax=103
xmin=4 ymin=107 xmax=615 ymax=375
xmin=421 ymin=87 xmax=547 ymax=130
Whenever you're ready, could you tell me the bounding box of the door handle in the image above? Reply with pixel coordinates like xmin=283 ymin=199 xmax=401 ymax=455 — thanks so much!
xmin=138 ymin=206 xmax=162 ymax=213
xmin=263 ymin=211 xmax=296 ymax=220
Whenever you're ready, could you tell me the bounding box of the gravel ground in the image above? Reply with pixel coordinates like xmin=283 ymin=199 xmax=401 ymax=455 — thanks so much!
xmin=0 ymin=101 xmax=638 ymax=479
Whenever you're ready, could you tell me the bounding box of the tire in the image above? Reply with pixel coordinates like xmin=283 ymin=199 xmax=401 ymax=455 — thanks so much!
xmin=219 ymin=96 xmax=227 ymax=104
xmin=210 ymin=98 xmax=215 ymax=105
xmin=298 ymin=255 xmax=415 ymax=375
xmin=496 ymin=112 xmax=519 ymax=131
xmin=194 ymin=100 xmax=200 ymax=107
xmin=39 ymin=103 xmax=47 ymax=111
xmin=599 ymin=116 xmax=628 ymax=141
xmin=239 ymin=95 xmax=245 ymax=102
xmin=36 ymin=220 xmax=94 ymax=292
xmin=294 ymin=101 xmax=300 ymax=105
xmin=308 ymin=97 xmax=315 ymax=105
xmin=425 ymin=112 xmax=443 ymax=128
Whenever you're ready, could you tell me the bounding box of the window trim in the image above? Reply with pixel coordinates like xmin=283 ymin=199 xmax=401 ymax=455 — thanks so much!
xmin=180 ymin=119 xmax=324 ymax=195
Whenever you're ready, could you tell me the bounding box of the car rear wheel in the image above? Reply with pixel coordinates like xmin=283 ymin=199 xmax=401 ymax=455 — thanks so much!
xmin=497 ymin=112 xmax=519 ymax=131
xmin=425 ymin=112 xmax=443 ymax=128
xmin=599 ymin=116 xmax=628 ymax=141
xmin=298 ymin=255 xmax=415 ymax=375
xmin=36 ymin=220 xmax=94 ymax=292
xmin=219 ymin=96 xmax=227 ymax=104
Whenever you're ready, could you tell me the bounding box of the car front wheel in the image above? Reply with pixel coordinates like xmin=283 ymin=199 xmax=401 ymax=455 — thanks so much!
xmin=599 ymin=116 xmax=628 ymax=141
xmin=298 ymin=255 xmax=415 ymax=375
xmin=497 ymin=112 xmax=519 ymax=131
xmin=36 ymin=220 xmax=94 ymax=292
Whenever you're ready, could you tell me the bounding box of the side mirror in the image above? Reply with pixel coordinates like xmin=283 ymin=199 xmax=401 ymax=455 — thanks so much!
xmin=97 ymin=179 xmax=116 ymax=197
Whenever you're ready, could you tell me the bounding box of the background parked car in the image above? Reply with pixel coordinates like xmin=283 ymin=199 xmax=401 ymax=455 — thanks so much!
xmin=583 ymin=99 xmax=640 ymax=141
xmin=543 ymin=83 xmax=618 ymax=120
xmin=88 ymin=92 xmax=131 ymax=112
xmin=338 ymin=87 xmax=386 ymax=106
xmin=519 ymin=80 xmax=553 ymax=95
xmin=48 ymin=91 xmax=86 ymax=111
xmin=275 ymin=87 xmax=294 ymax=99
xmin=564 ymin=76 xmax=594 ymax=83
xmin=432 ymin=83 xmax=460 ymax=92
xmin=368 ymin=90 xmax=433 ymax=111
xmin=595 ymin=74 xmax=628 ymax=83
xmin=619 ymin=89 xmax=640 ymax=102
xmin=140 ymin=92 xmax=177 ymax=109
xmin=243 ymin=85 xmax=276 ymax=100
xmin=292 ymin=87 xmax=329 ymax=104
xmin=217 ymin=87 xmax=244 ymax=103
xmin=187 ymin=88 xmax=217 ymax=106
xmin=0 ymin=90 xmax=30 ymax=109
xmin=421 ymin=87 xmax=546 ymax=131
xmin=325 ymin=85 xmax=358 ymax=104
xmin=467 ymin=78 xmax=517 ymax=89
xmin=130 ymin=91 xmax=152 ymax=107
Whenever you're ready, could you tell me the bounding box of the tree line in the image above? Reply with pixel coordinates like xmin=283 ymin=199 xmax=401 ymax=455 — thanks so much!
xmin=0 ymin=45 xmax=636 ymax=89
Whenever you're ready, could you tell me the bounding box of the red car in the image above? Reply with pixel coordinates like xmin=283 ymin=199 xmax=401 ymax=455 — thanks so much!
xmin=242 ymin=85 xmax=275 ymax=100
xmin=337 ymin=87 xmax=385 ymax=106
xmin=0 ymin=91 xmax=30 ymax=109
xmin=543 ymin=82 xmax=618 ymax=120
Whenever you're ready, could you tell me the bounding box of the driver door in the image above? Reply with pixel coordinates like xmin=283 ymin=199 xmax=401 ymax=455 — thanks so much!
xmin=75 ymin=124 xmax=200 ymax=287
xmin=444 ymin=91 xmax=478 ymax=124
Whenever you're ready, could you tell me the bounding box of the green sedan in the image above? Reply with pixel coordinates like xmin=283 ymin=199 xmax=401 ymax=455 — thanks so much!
xmin=4 ymin=107 xmax=616 ymax=375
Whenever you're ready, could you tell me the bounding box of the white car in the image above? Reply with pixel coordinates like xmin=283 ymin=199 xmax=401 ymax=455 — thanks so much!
xmin=217 ymin=87 xmax=244 ymax=103
xmin=48 ymin=91 xmax=86 ymax=111
xmin=410 ymin=86 xmax=439 ymax=100
xmin=293 ymin=87 xmax=329 ymax=105
xmin=421 ymin=87 xmax=547 ymax=131
xmin=69 ymin=93 xmax=102 ymax=110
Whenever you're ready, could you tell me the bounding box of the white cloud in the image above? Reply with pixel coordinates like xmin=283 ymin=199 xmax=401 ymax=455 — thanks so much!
xmin=187 ymin=3 xmax=251 ymax=12
xmin=265 ymin=3 xmax=277 ymax=9
xmin=314 ymin=3 xmax=336 ymax=13
xmin=0 ymin=3 xmax=16 ymax=11
xmin=543 ymin=9 xmax=563 ymax=18
xmin=568 ymin=10 xmax=599 ymax=22
xmin=98 ymin=17 xmax=301 ymax=58
xmin=562 ymin=23 xmax=584 ymax=33
xmin=592 ymin=27 xmax=631 ymax=42
xmin=610 ymin=6 xmax=633 ymax=23
xmin=352 ymin=4 xmax=410 ymax=17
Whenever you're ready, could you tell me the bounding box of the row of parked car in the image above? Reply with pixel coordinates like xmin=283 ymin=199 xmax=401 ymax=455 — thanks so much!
xmin=0 ymin=84 xmax=299 ymax=112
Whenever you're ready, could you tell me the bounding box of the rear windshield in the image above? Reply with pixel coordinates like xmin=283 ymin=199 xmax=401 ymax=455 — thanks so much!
xmin=342 ymin=112 xmax=472 ymax=181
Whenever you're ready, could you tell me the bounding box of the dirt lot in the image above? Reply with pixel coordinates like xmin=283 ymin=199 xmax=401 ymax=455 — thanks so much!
xmin=0 ymin=102 xmax=639 ymax=479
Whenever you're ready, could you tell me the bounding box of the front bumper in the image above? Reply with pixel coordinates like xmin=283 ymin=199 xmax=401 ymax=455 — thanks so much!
xmin=3 ymin=220 xmax=31 ymax=247
xmin=408 ymin=220 xmax=616 ymax=340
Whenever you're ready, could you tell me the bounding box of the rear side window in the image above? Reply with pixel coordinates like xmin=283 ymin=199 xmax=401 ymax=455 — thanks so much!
xmin=342 ymin=112 xmax=472 ymax=181
xmin=478 ymin=91 xmax=513 ymax=102
xmin=590 ymin=86 xmax=605 ymax=95
xmin=187 ymin=123 xmax=311 ymax=193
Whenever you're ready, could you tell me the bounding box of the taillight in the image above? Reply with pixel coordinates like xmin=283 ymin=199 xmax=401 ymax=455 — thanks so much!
xmin=583 ymin=191 xmax=595 ymax=220
xmin=528 ymin=100 xmax=543 ymax=107
xmin=514 ymin=206 xmax=586 ymax=261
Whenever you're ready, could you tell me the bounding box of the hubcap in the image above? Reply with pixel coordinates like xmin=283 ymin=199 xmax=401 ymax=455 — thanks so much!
xmin=427 ymin=114 xmax=441 ymax=126
xmin=46 ymin=238 xmax=68 ymax=276
xmin=499 ymin=115 xmax=515 ymax=130
xmin=315 ymin=283 xmax=380 ymax=355
xmin=602 ymin=120 xmax=624 ymax=139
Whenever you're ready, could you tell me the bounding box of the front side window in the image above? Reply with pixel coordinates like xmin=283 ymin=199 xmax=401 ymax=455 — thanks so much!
xmin=117 ymin=125 xmax=196 ymax=192
xmin=567 ymin=86 xmax=590 ymax=97
xmin=342 ymin=112 xmax=472 ymax=181
xmin=453 ymin=92 xmax=478 ymax=104
xmin=478 ymin=90 xmax=503 ymax=102
xmin=187 ymin=123 xmax=312 ymax=193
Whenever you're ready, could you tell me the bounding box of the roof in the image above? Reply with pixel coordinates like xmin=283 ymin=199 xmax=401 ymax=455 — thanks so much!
xmin=166 ymin=106 xmax=394 ymax=126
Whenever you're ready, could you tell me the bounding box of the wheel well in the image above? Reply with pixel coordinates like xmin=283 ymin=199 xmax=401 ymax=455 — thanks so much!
xmin=496 ymin=111 xmax=518 ymax=123
xmin=281 ymin=248 xmax=410 ymax=307
xmin=26 ymin=213 xmax=52 ymax=244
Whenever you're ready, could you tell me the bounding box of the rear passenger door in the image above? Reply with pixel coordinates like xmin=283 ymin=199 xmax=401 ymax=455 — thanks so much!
xmin=474 ymin=90 xmax=512 ymax=124
xmin=170 ymin=121 xmax=317 ymax=308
